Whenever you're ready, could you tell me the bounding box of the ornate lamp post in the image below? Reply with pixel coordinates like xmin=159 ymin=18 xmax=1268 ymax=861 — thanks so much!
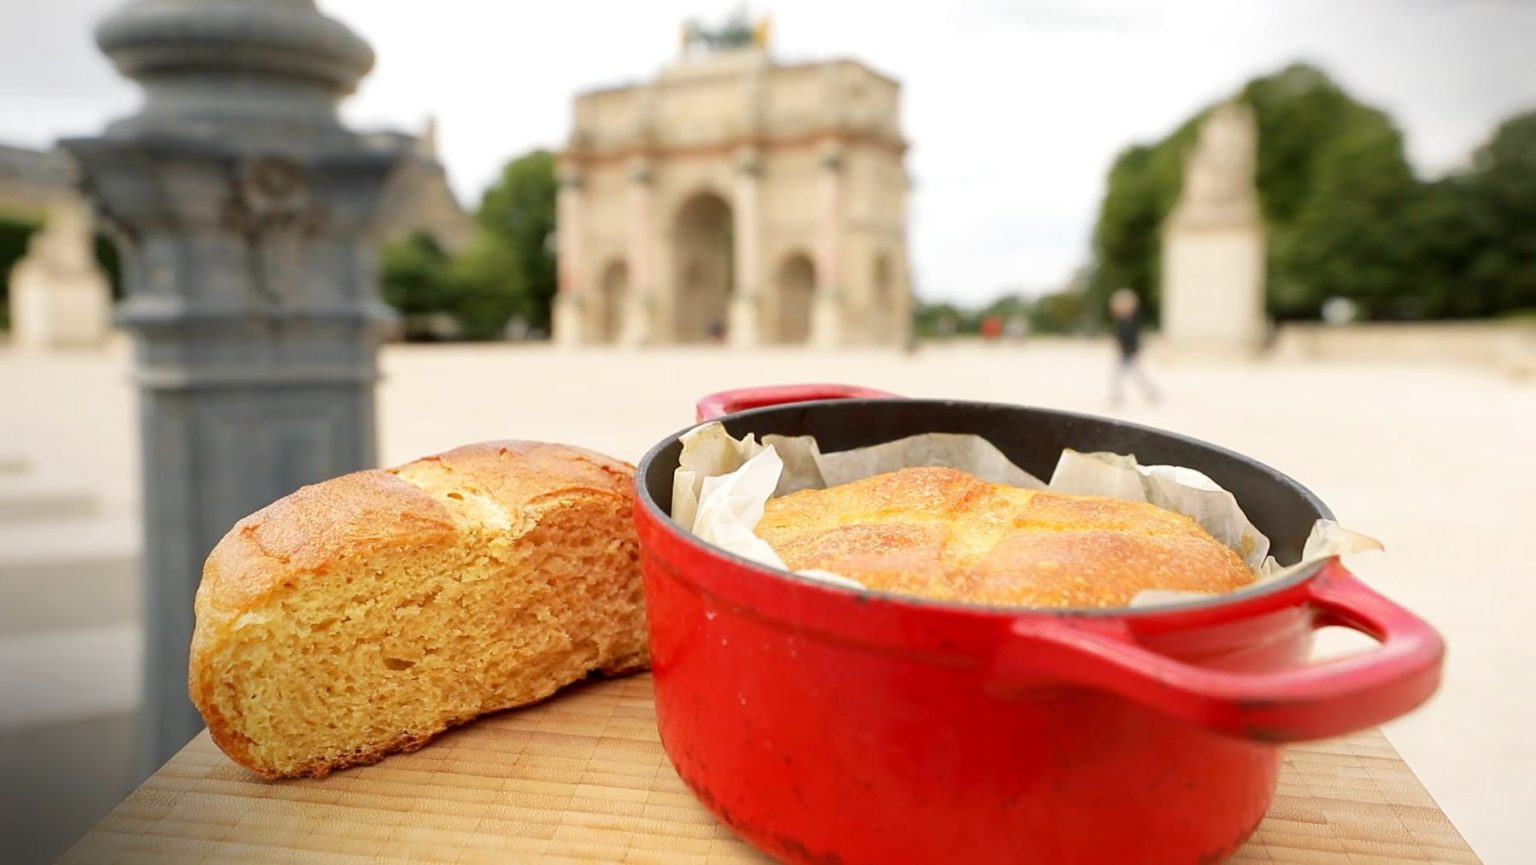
xmin=62 ymin=0 xmax=404 ymax=770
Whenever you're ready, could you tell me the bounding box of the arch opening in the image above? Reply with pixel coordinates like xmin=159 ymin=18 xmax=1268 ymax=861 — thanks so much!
xmin=672 ymin=192 xmax=734 ymax=343
xmin=776 ymin=252 xmax=815 ymax=344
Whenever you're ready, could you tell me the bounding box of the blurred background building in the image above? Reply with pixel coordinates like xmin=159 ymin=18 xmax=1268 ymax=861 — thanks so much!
xmin=552 ymin=16 xmax=912 ymax=348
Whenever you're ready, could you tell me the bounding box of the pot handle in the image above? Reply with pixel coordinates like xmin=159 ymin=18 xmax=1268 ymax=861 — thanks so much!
xmin=696 ymin=384 xmax=901 ymax=422
xmin=1007 ymin=562 xmax=1444 ymax=741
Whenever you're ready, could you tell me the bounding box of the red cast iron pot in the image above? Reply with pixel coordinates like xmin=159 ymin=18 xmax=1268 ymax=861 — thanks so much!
xmin=634 ymin=385 xmax=1444 ymax=865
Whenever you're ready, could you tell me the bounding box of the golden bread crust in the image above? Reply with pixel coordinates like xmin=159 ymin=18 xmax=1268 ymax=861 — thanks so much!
xmin=189 ymin=441 xmax=646 ymax=779
xmin=756 ymin=466 xmax=1253 ymax=608
xmin=392 ymin=440 xmax=635 ymax=509
xmin=196 ymin=470 xmax=458 ymax=614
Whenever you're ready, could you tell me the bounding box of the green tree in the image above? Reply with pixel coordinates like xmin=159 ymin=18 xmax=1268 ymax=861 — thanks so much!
xmin=456 ymin=149 xmax=558 ymax=338
xmin=1461 ymin=112 xmax=1536 ymax=315
xmin=379 ymin=231 xmax=456 ymax=339
xmin=0 ymin=217 xmax=37 ymax=330
xmin=914 ymin=302 xmax=975 ymax=337
xmin=1090 ymin=145 xmax=1166 ymax=318
xmin=1028 ymin=290 xmax=1088 ymax=335
xmin=1269 ymin=112 xmax=1420 ymax=319
xmin=1241 ymin=64 xmax=1377 ymax=228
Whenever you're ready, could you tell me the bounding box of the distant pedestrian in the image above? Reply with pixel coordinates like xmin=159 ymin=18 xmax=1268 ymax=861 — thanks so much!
xmin=1110 ymin=289 xmax=1159 ymax=407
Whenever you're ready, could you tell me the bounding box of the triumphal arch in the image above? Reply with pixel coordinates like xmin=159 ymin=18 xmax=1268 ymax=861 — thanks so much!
xmin=553 ymin=29 xmax=911 ymax=347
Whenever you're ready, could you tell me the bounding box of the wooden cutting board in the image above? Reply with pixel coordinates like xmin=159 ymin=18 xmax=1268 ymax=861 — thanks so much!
xmin=60 ymin=674 xmax=1478 ymax=865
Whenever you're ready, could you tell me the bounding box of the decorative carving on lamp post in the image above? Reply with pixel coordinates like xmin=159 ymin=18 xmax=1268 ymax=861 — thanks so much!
xmin=61 ymin=0 xmax=407 ymax=772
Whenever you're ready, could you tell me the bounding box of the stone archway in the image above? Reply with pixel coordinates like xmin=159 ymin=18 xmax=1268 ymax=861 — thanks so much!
xmin=596 ymin=259 xmax=627 ymax=343
xmin=870 ymin=252 xmax=897 ymax=344
xmin=673 ymin=191 xmax=733 ymax=343
xmin=775 ymin=252 xmax=815 ymax=344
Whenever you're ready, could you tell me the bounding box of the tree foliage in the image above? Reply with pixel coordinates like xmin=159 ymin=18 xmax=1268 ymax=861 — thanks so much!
xmin=379 ymin=231 xmax=456 ymax=339
xmin=1460 ymin=112 xmax=1536 ymax=315
xmin=1028 ymin=290 xmax=1088 ymax=335
xmin=459 ymin=149 xmax=558 ymax=336
xmin=1267 ymin=112 xmax=1419 ymax=318
xmin=377 ymin=149 xmax=558 ymax=340
xmin=1089 ymin=63 xmax=1536 ymax=322
xmin=1089 ymin=145 xmax=1168 ymax=320
xmin=913 ymin=302 xmax=974 ymax=338
xmin=0 ymin=217 xmax=37 ymax=329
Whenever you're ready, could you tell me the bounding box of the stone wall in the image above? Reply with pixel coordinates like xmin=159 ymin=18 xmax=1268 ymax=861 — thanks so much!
xmin=1272 ymin=321 xmax=1536 ymax=376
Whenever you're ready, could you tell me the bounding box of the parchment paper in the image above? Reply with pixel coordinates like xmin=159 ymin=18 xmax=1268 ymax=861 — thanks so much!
xmin=672 ymin=422 xmax=1381 ymax=607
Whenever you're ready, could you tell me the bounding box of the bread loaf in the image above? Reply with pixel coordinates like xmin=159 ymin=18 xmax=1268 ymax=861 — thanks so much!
xmin=189 ymin=441 xmax=648 ymax=779
xmin=757 ymin=466 xmax=1253 ymax=608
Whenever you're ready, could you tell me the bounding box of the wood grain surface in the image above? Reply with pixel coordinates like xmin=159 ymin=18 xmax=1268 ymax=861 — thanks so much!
xmin=59 ymin=674 xmax=1478 ymax=865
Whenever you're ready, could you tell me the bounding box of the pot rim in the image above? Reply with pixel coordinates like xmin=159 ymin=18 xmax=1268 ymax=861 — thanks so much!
xmin=636 ymin=396 xmax=1335 ymax=620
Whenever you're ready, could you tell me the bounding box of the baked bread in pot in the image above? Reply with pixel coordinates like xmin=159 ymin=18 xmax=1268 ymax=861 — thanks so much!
xmin=757 ymin=466 xmax=1254 ymax=608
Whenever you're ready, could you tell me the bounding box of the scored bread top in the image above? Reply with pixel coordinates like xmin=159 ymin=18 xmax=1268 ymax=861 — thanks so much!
xmin=194 ymin=441 xmax=635 ymax=622
xmin=755 ymin=466 xmax=1254 ymax=608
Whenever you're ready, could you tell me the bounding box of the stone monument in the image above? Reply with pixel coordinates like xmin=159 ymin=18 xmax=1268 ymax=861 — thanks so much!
xmin=1160 ymin=102 xmax=1267 ymax=354
xmin=62 ymin=0 xmax=406 ymax=771
xmin=7 ymin=199 xmax=112 ymax=348
xmin=554 ymin=17 xmax=911 ymax=348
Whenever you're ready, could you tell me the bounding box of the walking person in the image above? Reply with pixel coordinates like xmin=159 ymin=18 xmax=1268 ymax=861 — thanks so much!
xmin=1109 ymin=289 xmax=1159 ymax=407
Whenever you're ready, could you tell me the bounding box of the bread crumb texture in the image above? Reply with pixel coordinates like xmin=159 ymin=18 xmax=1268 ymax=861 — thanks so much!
xmin=188 ymin=442 xmax=648 ymax=779
xmin=757 ymin=466 xmax=1254 ymax=608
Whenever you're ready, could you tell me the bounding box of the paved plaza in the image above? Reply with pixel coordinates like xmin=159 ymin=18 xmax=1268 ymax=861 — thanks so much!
xmin=2 ymin=338 xmax=1532 ymax=863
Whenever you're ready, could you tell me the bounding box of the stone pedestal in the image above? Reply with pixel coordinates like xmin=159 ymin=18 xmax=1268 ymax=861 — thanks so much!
xmin=1161 ymin=102 xmax=1268 ymax=356
xmin=62 ymin=0 xmax=405 ymax=772
xmin=1162 ymin=225 xmax=1267 ymax=354
xmin=8 ymin=200 xmax=112 ymax=349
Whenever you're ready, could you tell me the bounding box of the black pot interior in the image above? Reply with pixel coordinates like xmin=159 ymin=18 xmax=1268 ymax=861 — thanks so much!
xmin=640 ymin=398 xmax=1331 ymax=565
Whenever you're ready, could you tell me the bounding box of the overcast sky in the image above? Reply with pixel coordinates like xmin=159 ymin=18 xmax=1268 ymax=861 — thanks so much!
xmin=2 ymin=0 xmax=1532 ymax=305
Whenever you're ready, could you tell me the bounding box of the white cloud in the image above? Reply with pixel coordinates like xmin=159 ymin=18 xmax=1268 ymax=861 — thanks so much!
xmin=3 ymin=0 xmax=1532 ymax=305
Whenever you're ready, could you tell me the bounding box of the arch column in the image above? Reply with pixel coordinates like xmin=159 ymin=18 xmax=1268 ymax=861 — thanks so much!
xmin=553 ymin=162 xmax=584 ymax=347
xmin=810 ymin=142 xmax=845 ymax=347
xmin=728 ymin=146 xmax=762 ymax=348
xmin=620 ymin=157 xmax=655 ymax=346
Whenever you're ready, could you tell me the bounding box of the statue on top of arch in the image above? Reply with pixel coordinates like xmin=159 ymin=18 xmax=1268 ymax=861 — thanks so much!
xmin=681 ymin=7 xmax=771 ymax=57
